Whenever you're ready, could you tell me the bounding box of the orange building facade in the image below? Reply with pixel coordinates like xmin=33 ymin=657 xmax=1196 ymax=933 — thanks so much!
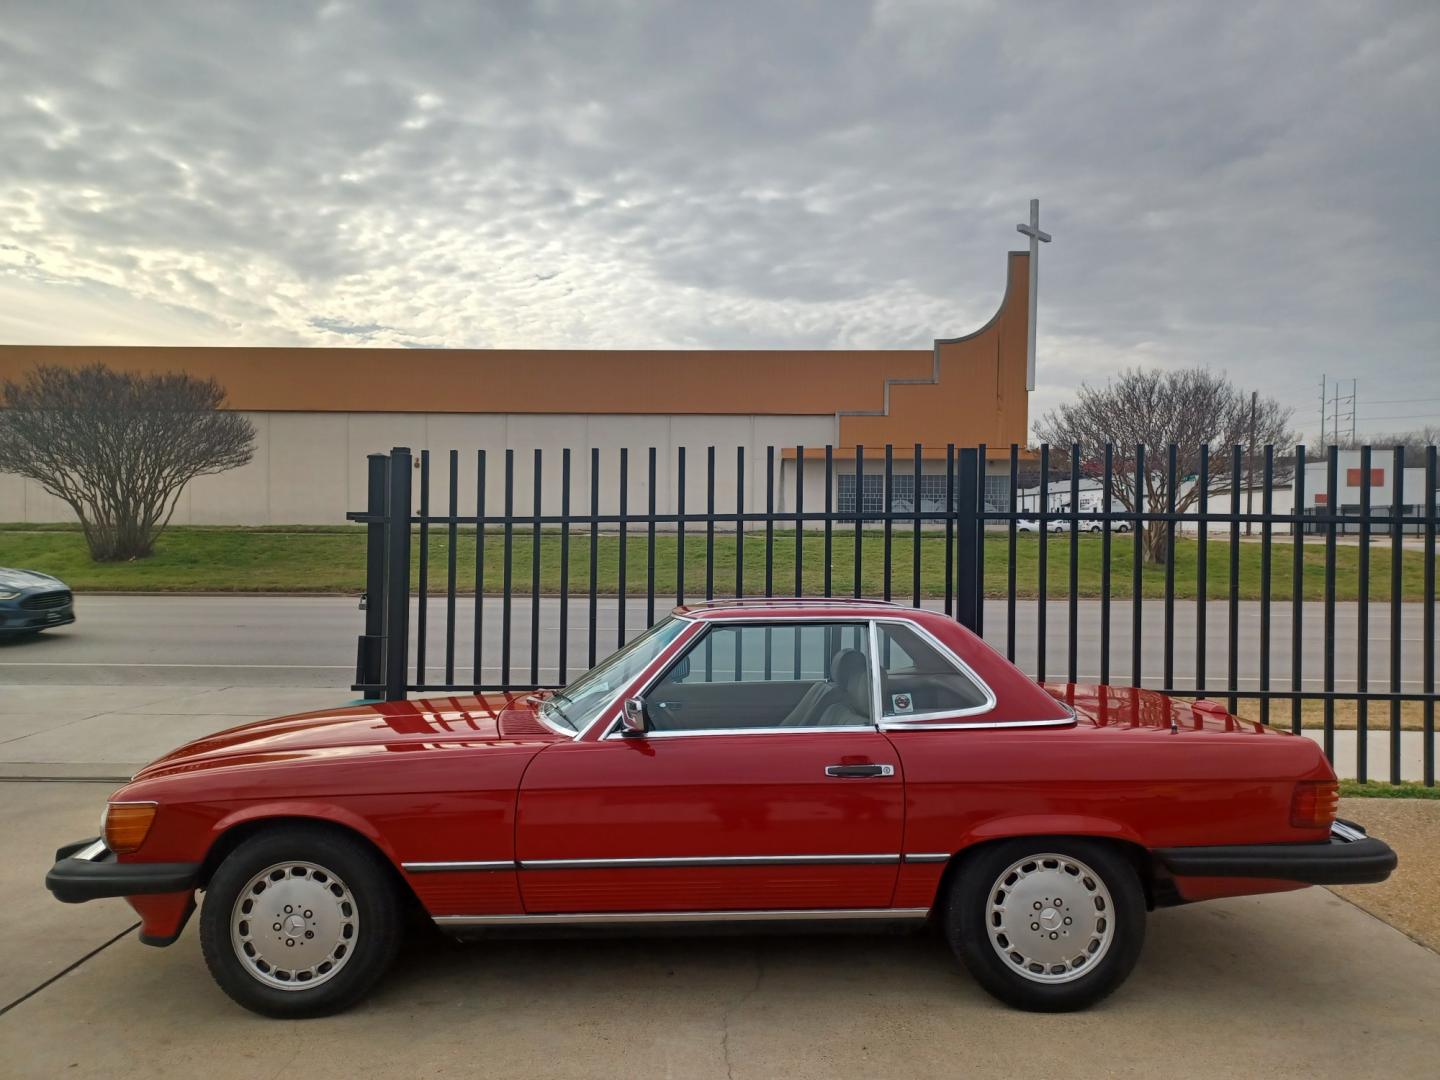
xmin=0 ymin=253 xmax=1032 ymax=524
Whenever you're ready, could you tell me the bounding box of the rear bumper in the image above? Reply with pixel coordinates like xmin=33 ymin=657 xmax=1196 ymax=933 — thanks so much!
xmin=45 ymin=837 xmax=200 ymax=904
xmin=1155 ymin=819 xmax=1397 ymax=887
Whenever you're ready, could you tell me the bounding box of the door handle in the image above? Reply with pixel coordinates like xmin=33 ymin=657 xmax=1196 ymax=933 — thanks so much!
xmin=824 ymin=763 xmax=895 ymax=778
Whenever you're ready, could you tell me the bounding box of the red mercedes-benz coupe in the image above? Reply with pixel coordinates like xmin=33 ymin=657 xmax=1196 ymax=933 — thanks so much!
xmin=47 ymin=599 xmax=1395 ymax=1016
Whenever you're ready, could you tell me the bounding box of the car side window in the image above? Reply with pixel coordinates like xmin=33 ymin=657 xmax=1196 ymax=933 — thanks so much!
xmin=643 ymin=622 xmax=874 ymax=731
xmin=876 ymin=622 xmax=990 ymax=718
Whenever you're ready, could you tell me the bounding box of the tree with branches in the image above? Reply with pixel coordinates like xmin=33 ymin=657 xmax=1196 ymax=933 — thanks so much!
xmin=1033 ymin=367 xmax=1294 ymax=565
xmin=0 ymin=364 xmax=255 ymax=561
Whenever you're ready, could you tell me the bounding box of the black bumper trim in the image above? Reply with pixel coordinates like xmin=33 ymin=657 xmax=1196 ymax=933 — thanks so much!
xmin=46 ymin=836 xmax=200 ymax=904
xmin=1155 ymin=820 xmax=1397 ymax=886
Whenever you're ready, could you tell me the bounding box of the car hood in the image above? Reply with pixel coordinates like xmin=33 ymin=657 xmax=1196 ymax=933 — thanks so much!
xmin=0 ymin=567 xmax=65 ymax=591
xmin=131 ymin=692 xmax=567 ymax=781
xmin=1043 ymin=682 xmax=1289 ymax=736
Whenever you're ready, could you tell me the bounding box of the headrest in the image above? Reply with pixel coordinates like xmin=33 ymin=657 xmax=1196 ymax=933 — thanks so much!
xmin=831 ymin=648 xmax=866 ymax=686
xmin=833 ymin=649 xmax=871 ymax=715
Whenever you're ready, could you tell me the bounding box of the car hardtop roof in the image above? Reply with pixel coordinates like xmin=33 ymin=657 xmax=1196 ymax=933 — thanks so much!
xmin=673 ymin=597 xmax=918 ymax=621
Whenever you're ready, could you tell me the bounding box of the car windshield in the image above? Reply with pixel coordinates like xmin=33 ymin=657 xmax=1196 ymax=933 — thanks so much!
xmin=537 ymin=616 xmax=688 ymax=734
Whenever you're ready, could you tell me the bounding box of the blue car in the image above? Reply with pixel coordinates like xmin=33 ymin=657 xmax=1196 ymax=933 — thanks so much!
xmin=0 ymin=567 xmax=75 ymax=638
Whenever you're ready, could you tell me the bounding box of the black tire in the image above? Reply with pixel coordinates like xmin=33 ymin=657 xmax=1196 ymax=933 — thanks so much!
xmin=199 ymin=824 xmax=403 ymax=1018
xmin=944 ymin=837 xmax=1145 ymax=1012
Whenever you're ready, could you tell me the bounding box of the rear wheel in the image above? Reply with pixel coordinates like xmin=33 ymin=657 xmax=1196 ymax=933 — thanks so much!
xmin=199 ymin=824 xmax=402 ymax=1017
xmin=945 ymin=838 xmax=1145 ymax=1011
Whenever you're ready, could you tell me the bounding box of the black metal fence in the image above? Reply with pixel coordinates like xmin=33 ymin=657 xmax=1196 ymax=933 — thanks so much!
xmin=350 ymin=442 xmax=1438 ymax=785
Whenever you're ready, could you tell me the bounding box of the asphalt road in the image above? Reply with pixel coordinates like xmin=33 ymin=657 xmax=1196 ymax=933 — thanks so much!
xmin=0 ymin=593 xmax=1433 ymax=691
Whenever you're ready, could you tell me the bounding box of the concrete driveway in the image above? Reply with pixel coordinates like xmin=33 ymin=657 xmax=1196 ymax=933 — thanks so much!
xmin=4 ymin=781 xmax=1439 ymax=1079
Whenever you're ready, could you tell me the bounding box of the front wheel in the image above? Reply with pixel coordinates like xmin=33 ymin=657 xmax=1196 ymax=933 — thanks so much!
xmin=945 ymin=838 xmax=1145 ymax=1011
xmin=199 ymin=824 xmax=403 ymax=1017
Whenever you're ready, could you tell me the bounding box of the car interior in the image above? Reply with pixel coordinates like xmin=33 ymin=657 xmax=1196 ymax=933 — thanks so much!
xmin=640 ymin=620 xmax=990 ymax=732
xmin=875 ymin=622 xmax=991 ymax=718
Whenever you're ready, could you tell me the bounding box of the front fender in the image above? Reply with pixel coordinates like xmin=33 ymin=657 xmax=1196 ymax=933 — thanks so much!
xmin=205 ymin=801 xmax=405 ymax=870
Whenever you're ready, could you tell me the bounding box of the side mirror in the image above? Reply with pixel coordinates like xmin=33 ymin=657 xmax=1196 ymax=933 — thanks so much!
xmin=620 ymin=698 xmax=649 ymax=737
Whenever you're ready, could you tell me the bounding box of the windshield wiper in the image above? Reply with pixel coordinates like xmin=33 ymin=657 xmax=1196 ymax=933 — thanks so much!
xmin=536 ymin=691 xmax=579 ymax=732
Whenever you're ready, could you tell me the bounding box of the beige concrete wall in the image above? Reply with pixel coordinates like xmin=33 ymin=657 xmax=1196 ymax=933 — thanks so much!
xmin=0 ymin=411 xmax=839 ymax=525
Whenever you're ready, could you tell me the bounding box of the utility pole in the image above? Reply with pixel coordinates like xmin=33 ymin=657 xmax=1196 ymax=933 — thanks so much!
xmin=1246 ymin=389 xmax=1258 ymax=536
xmin=1320 ymin=375 xmax=1326 ymax=447
xmin=1350 ymin=378 xmax=1357 ymax=443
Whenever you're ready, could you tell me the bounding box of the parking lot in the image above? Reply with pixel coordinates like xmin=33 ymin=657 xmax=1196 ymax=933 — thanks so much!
xmin=2 ymin=777 xmax=1439 ymax=1079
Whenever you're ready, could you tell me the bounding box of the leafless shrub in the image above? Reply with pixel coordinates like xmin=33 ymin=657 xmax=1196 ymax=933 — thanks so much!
xmin=0 ymin=364 xmax=255 ymax=561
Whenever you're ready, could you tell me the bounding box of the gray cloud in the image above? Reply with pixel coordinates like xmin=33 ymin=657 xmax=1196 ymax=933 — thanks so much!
xmin=1 ymin=0 xmax=1437 ymax=437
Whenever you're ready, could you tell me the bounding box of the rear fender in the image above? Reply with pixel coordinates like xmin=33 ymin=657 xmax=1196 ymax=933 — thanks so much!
xmin=959 ymin=814 xmax=1146 ymax=849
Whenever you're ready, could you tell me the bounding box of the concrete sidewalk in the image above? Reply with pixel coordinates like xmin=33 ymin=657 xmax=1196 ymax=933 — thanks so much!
xmin=0 ymin=685 xmax=354 ymax=778
xmin=2 ymin=681 xmax=1431 ymax=781
xmin=3 ymin=783 xmax=1438 ymax=1079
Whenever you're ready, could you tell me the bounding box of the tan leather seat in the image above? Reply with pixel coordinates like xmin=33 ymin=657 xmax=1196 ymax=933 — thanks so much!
xmin=778 ymin=649 xmax=868 ymax=727
xmin=815 ymin=651 xmax=874 ymax=727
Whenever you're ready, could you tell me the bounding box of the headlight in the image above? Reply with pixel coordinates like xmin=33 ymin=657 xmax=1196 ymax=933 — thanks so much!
xmin=0 ymin=590 xmax=20 ymax=600
xmin=103 ymin=802 xmax=159 ymax=854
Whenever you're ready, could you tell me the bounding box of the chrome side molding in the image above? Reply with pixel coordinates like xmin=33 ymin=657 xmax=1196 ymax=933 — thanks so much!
xmin=433 ymin=907 xmax=932 ymax=928
xmin=404 ymin=853 xmax=920 ymax=873
xmin=520 ymin=854 xmax=902 ymax=870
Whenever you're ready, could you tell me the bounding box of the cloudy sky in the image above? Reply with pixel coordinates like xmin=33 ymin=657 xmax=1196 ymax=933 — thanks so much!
xmin=2 ymin=0 xmax=1437 ymax=437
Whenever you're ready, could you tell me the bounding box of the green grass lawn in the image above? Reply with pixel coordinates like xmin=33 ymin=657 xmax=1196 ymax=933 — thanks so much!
xmin=0 ymin=523 xmax=1432 ymax=601
xmin=1339 ymin=781 xmax=1440 ymax=799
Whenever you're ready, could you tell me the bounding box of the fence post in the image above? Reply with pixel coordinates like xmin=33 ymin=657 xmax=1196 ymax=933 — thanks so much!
xmin=955 ymin=447 xmax=981 ymax=632
xmin=352 ymin=453 xmax=388 ymax=695
xmin=382 ymin=447 xmax=413 ymax=702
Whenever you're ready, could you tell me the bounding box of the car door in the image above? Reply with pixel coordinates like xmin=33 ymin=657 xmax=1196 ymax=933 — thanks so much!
xmin=514 ymin=619 xmax=905 ymax=914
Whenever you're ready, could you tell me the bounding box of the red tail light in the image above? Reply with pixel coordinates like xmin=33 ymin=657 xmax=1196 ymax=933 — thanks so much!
xmin=1290 ymin=780 xmax=1339 ymax=829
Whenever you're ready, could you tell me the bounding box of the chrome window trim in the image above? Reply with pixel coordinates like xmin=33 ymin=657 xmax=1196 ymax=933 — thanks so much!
xmin=599 ymin=616 xmax=881 ymax=739
xmin=402 ymin=860 xmax=515 ymax=874
xmin=519 ymin=853 xmax=900 ymax=870
xmin=682 ymin=597 xmax=902 ymax=611
xmin=601 ymin=724 xmax=876 ymax=742
xmin=872 ymin=617 xmax=998 ymax=721
xmin=869 ymin=619 xmax=885 ymax=722
xmin=434 ymin=907 xmax=931 ymax=928
xmin=880 ymin=716 xmax=1075 ymax=732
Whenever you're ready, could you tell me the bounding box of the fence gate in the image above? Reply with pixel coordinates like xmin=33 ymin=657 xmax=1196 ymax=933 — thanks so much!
xmin=350 ymin=442 xmax=1438 ymax=787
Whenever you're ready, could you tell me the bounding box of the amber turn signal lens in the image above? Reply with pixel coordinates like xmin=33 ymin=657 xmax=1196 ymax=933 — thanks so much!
xmin=103 ymin=802 xmax=158 ymax=854
xmin=1290 ymin=780 xmax=1340 ymax=830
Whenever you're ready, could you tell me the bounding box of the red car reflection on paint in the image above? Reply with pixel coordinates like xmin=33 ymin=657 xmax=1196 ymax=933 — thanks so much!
xmin=46 ymin=599 xmax=1395 ymax=1016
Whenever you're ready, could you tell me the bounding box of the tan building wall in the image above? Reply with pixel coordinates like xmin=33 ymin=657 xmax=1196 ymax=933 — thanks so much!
xmin=0 ymin=412 xmax=839 ymax=525
xmin=0 ymin=252 xmax=1033 ymax=525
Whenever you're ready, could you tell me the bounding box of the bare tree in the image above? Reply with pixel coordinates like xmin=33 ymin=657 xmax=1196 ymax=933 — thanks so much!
xmin=1033 ymin=367 xmax=1294 ymax=564
xmin=0 ymin=364 xmax=255 ymax=561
